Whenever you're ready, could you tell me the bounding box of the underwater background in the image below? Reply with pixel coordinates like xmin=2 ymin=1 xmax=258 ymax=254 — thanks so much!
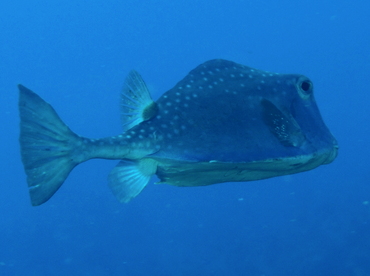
xmin=1 ymin=0 xmax=369 ymax=275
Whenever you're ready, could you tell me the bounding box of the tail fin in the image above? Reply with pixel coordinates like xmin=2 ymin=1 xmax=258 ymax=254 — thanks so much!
xmin=18 ymin=85 xmax=83 ymax=206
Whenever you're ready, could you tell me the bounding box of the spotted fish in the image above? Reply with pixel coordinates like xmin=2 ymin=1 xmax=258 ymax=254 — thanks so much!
xmin=18 ymin=59 xmax=338 ymax=206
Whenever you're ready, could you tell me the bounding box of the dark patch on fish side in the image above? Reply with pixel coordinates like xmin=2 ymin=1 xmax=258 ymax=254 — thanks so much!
xmin=142 ymin=102 xmax=158 ymax=121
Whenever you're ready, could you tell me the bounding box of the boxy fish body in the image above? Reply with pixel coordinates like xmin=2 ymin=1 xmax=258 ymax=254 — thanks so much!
xmin=18 ymin=59 xmax=338 ymax=206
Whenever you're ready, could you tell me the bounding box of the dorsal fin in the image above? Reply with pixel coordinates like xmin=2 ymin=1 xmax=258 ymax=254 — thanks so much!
xmin=120 ymin=70 xmax=157 ymax=131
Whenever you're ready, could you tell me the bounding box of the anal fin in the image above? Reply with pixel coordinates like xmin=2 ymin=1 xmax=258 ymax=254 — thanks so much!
xmin=108 ymin=159 xmax=157 ymax=203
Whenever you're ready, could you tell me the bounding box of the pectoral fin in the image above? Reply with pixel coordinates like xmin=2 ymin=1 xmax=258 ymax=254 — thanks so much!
xmin=261 ymin=99 xmax=305 ymax=147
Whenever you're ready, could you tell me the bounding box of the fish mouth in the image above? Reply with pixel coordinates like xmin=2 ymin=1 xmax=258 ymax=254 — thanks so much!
xmin=323 ymin=140 xmax=339 ymax=165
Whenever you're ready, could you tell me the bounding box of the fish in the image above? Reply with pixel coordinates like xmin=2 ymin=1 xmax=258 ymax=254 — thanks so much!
xmin=18 ymin=59 xmax=338 ymax=206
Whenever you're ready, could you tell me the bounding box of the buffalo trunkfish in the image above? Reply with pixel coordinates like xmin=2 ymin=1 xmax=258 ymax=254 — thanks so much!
xmin=18 ymin=59 xmax=338 ymax=206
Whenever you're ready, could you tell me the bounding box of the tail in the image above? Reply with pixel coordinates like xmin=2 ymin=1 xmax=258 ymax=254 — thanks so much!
xmin=18 ymin=85 xmax=86 ymax=206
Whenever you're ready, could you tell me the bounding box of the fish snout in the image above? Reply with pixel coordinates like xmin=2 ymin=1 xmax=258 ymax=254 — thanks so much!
xmin=324 ymin=140 xmax=339 ymax=164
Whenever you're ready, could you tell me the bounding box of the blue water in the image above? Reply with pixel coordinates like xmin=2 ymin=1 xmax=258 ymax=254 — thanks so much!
xmin=1 ymin=0 xmax=369 ymax=275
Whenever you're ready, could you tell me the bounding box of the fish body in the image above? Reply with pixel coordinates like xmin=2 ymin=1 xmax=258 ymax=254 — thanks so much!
xmin=18 ymin=59 xmax=338 ymax=206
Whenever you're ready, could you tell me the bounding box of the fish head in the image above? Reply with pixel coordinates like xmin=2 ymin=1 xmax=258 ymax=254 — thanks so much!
xmin=258 ymin=72 xmax=338 ymax=164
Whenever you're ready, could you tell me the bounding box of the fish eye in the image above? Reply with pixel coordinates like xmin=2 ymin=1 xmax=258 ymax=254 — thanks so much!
xmin=300 ymin=81 xmax=311 ymax=92
xmin=296 ymin=77 xmax=313 ymax=99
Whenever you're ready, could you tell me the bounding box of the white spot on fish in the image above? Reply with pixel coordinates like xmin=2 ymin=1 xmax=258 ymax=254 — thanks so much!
xmin=186 ymin=84 xmax=191 ymax=88
xmin=208 ymin=85 xmax=213 ymax=89
xmin=230 ymin=74 xmax=235 ymax=78
xmin=166 ymin=102 xmax=172 ymax=106
xmin=203 ymin=77 xmax=208 ymax=81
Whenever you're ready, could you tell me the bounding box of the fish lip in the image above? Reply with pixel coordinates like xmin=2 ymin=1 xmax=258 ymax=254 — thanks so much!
xmin=323 ymin=141 xmax=339 ymax=164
